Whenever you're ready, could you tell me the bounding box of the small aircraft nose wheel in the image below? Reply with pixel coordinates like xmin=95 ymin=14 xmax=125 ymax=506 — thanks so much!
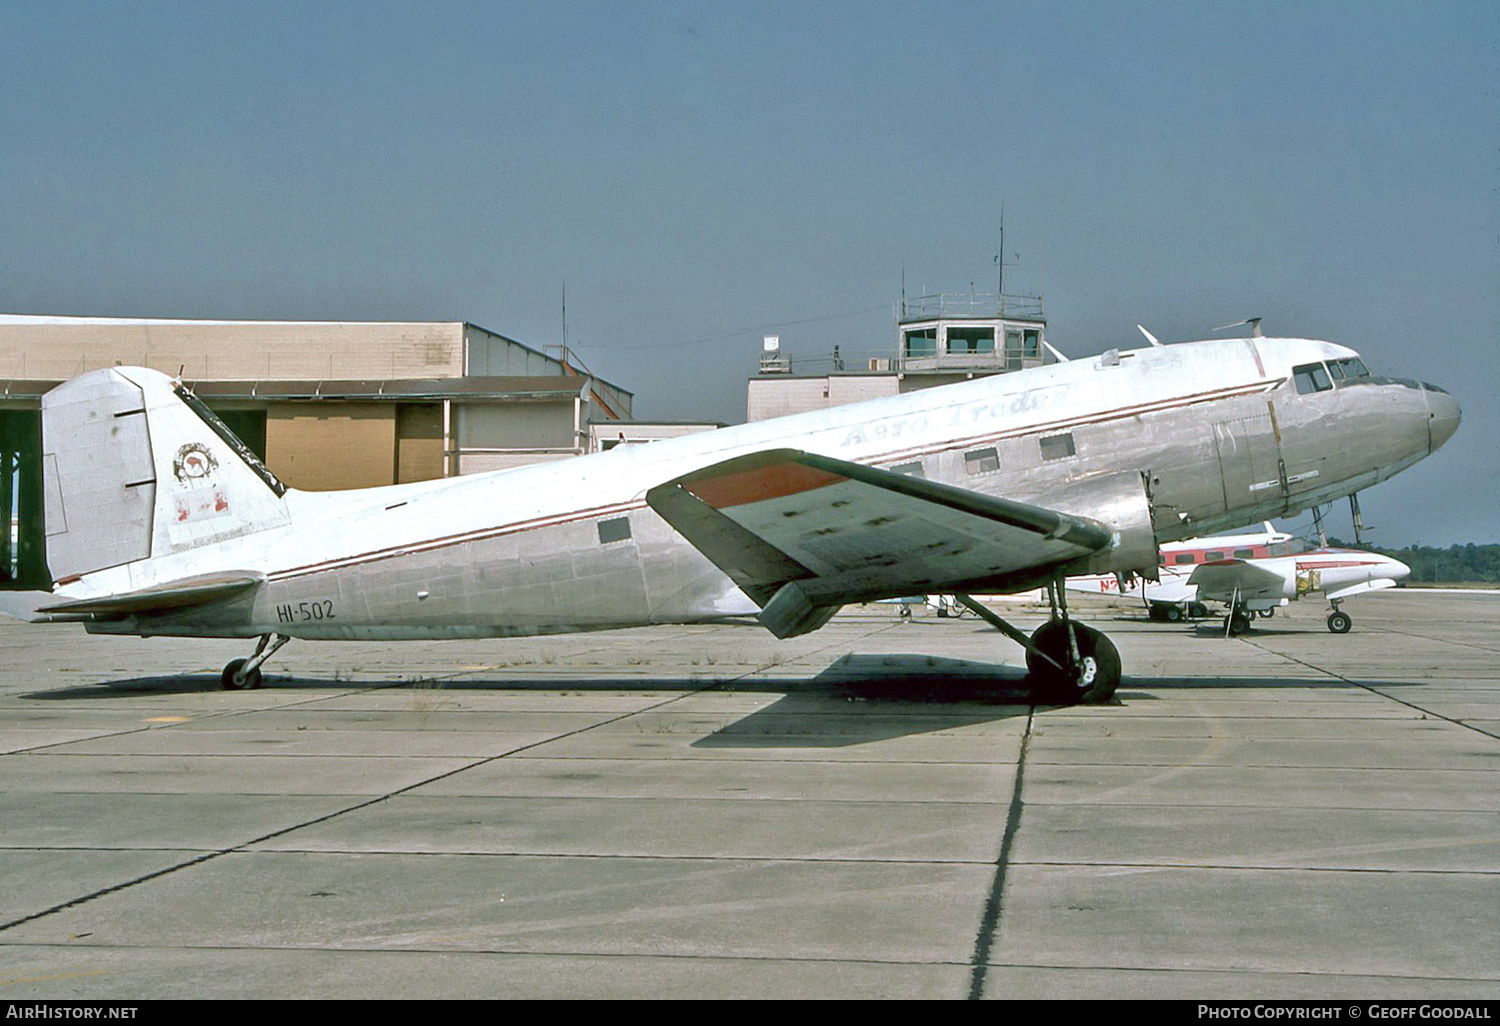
xmin=1326 ymin=610 xmax=1352 ymax=633
xmin=1026 ymin=621 xmax=1120 ymax=705
xmin=221 ymin=658 xmax=262 ymax=690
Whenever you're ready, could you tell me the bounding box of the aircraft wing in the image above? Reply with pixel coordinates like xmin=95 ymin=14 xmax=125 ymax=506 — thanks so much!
xmin=1324 ymin=578 xmax=1399 ymax=601
xmin=1187 ymin=560 xmax=1287 ymax=603
xmin=34 ymin=572 xmax=264 ymax=620
xmin=646 ymin=448 xmax=1113 ymax=637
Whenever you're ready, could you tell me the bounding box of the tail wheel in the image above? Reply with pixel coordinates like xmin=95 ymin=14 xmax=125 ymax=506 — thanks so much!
xmin=1327 ymin=611 xmax=1352 ymax=633
xmin=221 ymin=658 xmax=262 ymax=691
xmin=1026 ymin=621 xmax=1121 ymax=705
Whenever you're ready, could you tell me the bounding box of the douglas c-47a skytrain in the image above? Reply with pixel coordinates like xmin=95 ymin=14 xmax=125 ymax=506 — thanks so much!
xmin=0 ymin=332 xmax=1460 ymax=705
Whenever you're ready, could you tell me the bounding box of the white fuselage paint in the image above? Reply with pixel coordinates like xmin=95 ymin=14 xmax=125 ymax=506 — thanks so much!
xmin=56 ymin=337 xmax=1453 ymax=640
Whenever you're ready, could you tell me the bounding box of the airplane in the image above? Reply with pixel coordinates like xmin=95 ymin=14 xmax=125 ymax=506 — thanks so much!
xmin=0 ymin=333 xmax=1460 ymax=706
xmin=1067 ymin=523 xmax=1412 ymax=634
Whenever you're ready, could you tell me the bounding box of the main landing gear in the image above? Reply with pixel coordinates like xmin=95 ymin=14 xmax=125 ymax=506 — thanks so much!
xmin=221 ymin=633 xmax=290 ymax=690
xmin=956 ymin=580 xmax=1121 ymax=705
xmin=1326 ymin=601 xmax=1352 ymax=634
xmin=1223 ymin=587 xmax=1253 ymax=637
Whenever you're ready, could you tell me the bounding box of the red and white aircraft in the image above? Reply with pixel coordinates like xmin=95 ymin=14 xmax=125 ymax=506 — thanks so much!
xmin=1068 ymin=523 xmax=1411 ymax=634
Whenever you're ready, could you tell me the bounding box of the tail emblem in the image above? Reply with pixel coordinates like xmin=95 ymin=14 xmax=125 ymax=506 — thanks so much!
xmin=173 ymin=443 xmax=219 ymax=483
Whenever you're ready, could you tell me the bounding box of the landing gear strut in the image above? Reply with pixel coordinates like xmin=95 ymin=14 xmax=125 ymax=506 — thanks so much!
xmin=1223 ymin=588 xmax=1252 ymax=636
xmin=956 ymin=580 xmax=1121 ymax=705
xmin=221 ymin=633 xmax=290 ymax=690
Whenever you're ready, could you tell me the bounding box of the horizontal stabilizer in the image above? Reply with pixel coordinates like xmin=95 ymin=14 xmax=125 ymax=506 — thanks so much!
xmin=0 ymin=591 xmax=59 ymax=623
xmin=38 ymin=572 xmax=264 ymax=619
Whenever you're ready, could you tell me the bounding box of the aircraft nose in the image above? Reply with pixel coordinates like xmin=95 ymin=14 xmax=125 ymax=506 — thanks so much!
xmin=1388 ymin=557 xmax=1412 ymax=582
xmin=1423 ymin=384 xmax=1461 ymax=452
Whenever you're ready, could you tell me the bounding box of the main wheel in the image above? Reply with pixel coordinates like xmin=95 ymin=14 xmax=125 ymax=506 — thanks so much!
xmin=1164 ymin=604 xmax=1184 ymax=622
xmin=1026 ymin=621 xmax=1121 ymax=705
xmin=221 ymin=658 xmax=263 ymax=691
xmin=1256 ymin=608 xmax=1275 ymax=619
xmin=1327 ymin=610 xmax=1352 ymax=634
xmin=1226 ymin=611 xmax=1252 ymax=636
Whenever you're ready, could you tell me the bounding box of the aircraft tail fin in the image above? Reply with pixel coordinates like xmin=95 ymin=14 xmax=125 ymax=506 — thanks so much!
xmin=41 ymin=367 xmax=291 ymax=581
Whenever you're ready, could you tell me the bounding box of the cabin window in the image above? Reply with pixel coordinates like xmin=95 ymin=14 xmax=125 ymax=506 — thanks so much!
xmin=890 ymin=461 xmax=925 ymax=478
xmin=1039 ymin=433 xmax=1076 ymax=461
xmin=1268 ymin=542 xmax=1290 ymax=556
xmin=946 ymin=327 xmax=994 ymax=355
xmin=597 ymin=517 xmax=632 ymax=544
xmin=1293 ymin=363 xmax=1333 ymax=394
xmin=1234 ymin=548 xmax=1255 ymax=558
xmin=1205 ymin=550 xmax=1225 ymax=561
xmin=964 ymin=447 xmax=1000 ymax=474
xmin=1023 ymin=328 xmax=1040 ymax=358
xmin=1174 ymin=553 xmax=1196 ymax=565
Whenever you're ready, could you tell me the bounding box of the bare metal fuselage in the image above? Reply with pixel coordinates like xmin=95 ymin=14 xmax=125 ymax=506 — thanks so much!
xmin=65 ymin=337 xmax=1455 ymax=641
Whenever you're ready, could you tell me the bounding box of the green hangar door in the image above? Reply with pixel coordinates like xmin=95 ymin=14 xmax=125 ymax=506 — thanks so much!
xmin=0 ymin=410 xmax=48 ymax=589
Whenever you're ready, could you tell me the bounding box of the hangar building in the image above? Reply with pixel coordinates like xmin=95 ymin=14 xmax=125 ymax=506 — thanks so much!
xmin=0 ymin=315 xmax=663 ymax=589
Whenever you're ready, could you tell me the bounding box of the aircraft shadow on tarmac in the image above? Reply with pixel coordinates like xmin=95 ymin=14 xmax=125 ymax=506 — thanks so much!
xmin=690 ymin=653 xmax=1034 ymax=749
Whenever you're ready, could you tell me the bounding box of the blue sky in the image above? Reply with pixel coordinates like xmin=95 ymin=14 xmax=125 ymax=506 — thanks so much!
xmin=1 ymin=1 xmax=1495 ymax=544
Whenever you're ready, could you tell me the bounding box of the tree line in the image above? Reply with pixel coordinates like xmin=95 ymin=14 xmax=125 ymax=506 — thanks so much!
xmin=1328 ymin=539 xmax=1500 ymax=584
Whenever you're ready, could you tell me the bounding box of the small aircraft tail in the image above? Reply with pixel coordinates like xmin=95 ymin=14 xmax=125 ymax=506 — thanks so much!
xmin=41 ymin=367 xmax=291 ymax=582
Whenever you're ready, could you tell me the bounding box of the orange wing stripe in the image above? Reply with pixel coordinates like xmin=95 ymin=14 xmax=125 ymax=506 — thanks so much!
xmin=686 ymin=462 xmax=845 ymax=509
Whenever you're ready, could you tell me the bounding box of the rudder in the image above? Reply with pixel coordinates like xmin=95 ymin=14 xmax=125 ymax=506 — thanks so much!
xmin=42 ymin=367 xmax=290 ymax=580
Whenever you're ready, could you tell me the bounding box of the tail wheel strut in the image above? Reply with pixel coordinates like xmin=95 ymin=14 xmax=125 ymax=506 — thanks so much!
xmin=222 ymin=633 xmax=290 ymax=690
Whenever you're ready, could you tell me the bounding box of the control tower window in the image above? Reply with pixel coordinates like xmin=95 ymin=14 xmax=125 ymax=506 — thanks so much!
xmin=904 ymin=328 xmax=937 ymax=358
xmin=1004 ymin=330 xmax=1024 ymax=369
xmin=1023 ymin=329 xmax=1040 ymax=358
xmin=946 ymin=327 xmax=994 ymax=355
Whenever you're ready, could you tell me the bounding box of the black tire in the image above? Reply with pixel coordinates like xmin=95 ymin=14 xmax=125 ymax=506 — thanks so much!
xmin=1026 ymin=621 xmax=1121 ymax=705
xmin=1164 ymin=605 xmax=1184 ymax=622
xmin=1256 ymin=608 xmax=1275 ymax=619
xmin=1227 ymin=612 xmax=1252 ymax=636
xmin=221 ymin=658 xmax=262 ymax=691
xmin=1327 ymin=611 xmax=1352 ymax=634
xmin=1148 ymin=604 xmax=1169 ymax=622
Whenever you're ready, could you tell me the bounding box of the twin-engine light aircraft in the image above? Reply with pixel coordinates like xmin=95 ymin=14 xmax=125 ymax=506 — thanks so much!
xmin=3 ymin=334 xmax=1459 ymax=705
xmin=1068 ymin=524 xmax=1412 ymax=634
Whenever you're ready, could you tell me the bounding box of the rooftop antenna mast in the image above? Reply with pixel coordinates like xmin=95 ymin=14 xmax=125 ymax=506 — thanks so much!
xmin=995 ymin=203 xmax=1005 ymax=297
xmin=994 ymin=203 xmax=1018 ymax=311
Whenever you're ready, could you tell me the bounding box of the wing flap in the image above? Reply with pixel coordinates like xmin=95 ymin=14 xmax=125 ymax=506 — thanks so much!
xmin=38 ymin=572 xmax=265 ymax=618
xmin=647 ymin=449 xmax=1114 ymax=610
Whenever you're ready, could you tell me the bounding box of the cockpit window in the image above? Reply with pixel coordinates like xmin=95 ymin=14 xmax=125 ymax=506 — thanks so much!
xmin=1293 ymin=363 xmax=1333 ymax=394
xmin=1336 ymin=358 xmax=1370 ymax=379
